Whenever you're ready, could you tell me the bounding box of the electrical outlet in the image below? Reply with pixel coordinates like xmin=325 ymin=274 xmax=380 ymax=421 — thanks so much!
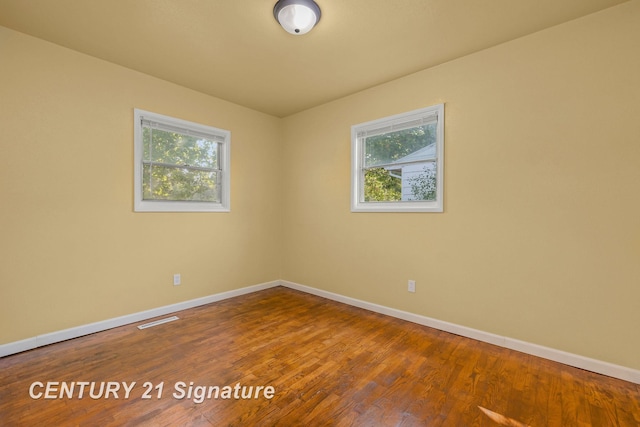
xmin=408 ymin=280 xmax=416 ymax=293
xmin=173 ymin=274 xmax=181 ymax=286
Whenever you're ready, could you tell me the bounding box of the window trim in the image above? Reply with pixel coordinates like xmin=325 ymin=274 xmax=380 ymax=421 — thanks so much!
xmin=351 ymin=104 xmax=444 ymax=213
xmin=133 ymin=109 xmax=231 ymax=212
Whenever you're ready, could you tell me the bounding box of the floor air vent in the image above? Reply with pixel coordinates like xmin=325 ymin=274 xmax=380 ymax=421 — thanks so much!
xmin=137 ymin=316 xmax=179 ymax=330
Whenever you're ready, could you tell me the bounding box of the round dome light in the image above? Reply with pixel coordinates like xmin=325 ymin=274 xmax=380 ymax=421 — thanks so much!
xmin=273 ymin=0 xmax=321 ymax=35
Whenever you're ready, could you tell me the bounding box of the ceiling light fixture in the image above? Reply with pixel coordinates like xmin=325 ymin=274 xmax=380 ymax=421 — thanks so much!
xmin=273 ymin=0 xmax=321 ymax=35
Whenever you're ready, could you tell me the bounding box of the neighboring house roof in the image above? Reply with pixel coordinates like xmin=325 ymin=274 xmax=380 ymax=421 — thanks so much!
xmin=393 ymin=143 xmax=436 ymax=164
xmin=383 ymin=143 xmax=436 ymax=172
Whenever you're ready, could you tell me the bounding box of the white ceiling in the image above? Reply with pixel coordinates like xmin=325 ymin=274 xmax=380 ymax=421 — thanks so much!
xmin=0 ymin=0 xmax=628 ymax=117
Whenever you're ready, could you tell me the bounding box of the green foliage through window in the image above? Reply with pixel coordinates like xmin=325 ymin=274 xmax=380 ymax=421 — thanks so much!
xmin=409 ymin=166 xmax=437 ymax=201
xmin=142 ymin=127 xmax=220 ymax=202
xmin=364 ymin=168 xmax=401 ymax=201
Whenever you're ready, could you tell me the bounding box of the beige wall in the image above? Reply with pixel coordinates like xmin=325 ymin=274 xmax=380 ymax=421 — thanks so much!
xmin=1 ymin=1 xmax=639 ymax=372
xmin=281 ymin=1 xmax=640 ymax=370
xmin=0 ymin=26 xmax=282 ymax=343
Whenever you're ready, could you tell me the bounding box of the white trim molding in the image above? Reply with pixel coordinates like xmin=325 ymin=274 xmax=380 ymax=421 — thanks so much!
xmin=0 ymin=281 xmax=280 ymax=358
xmin=279 ymin=280 xmax=640 ymax=385
xmin=133 ymin=108 xmax=231 ymax=213
xmin=351 ymin=104 xmax=444 ymax=213
xmin=2 ymin=279 xmax=638 ymax=385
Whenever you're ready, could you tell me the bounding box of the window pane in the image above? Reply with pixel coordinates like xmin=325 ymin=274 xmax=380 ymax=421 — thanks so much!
xmin=143 ymin=127 xmax=218 ymax=169
xmin=142 ymin=164 xmax=219 ymax=202
xmin=364 ymin=168 xmax=401 ymax=202
xmin=364 ymin=123 xmax=436 ymax=168
xmin=403 ymin=162 xmax=437 ymax=201
xmin=351 ymin=104 xmax=443 ymax=212
xmin=363 ymin=123 xmax=437 ymax=202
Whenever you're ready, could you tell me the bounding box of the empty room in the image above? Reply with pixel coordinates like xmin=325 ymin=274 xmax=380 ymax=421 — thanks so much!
xmin=1 ymin=0 xmax=639 ymax=425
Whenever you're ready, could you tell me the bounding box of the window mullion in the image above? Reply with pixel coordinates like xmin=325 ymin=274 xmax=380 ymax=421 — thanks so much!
xmin=363 ymin=158 xmax=437 ymax=170
xmin=149 ymin=125 xmax=154 ymax=197
xmin=142 ymin=161 xmax=218 ymax=173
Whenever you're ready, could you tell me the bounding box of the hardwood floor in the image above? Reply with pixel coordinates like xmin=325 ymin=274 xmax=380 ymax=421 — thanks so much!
xmin=1 ymin=286 xmax=638 ymax=426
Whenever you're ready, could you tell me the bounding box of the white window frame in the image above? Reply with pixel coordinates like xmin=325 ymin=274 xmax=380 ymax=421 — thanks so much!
xmin=351 ymin=104 xmax=444 ymax=213
xmin=133 ymin=109 xmax=231 ymax=212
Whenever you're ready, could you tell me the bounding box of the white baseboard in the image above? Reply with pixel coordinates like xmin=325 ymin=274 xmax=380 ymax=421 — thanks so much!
xmin=279 ymin=280 xmax=640 ymax=385
xmin=0 ymin=280 xmax=280 ymax=358
xmin=2 ymin=279 xmax=638 ymax=385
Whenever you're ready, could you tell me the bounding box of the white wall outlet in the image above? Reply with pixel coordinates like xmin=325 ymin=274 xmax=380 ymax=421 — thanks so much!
xmin=173 ymin=274 xmax=181 ymax=286
xmin=408 ymin=280 xmax=416 ymax=293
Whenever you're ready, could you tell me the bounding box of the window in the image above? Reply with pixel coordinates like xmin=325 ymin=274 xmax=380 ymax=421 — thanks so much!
xmin=134 ymin=109 xmax=230 ymax=212
xmin=351 ymin=104 xmax=444 ymax=212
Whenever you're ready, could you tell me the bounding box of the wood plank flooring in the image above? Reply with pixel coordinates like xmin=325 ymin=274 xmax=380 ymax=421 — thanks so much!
xmin=1 ymin=286 xmax=638 ymax=426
